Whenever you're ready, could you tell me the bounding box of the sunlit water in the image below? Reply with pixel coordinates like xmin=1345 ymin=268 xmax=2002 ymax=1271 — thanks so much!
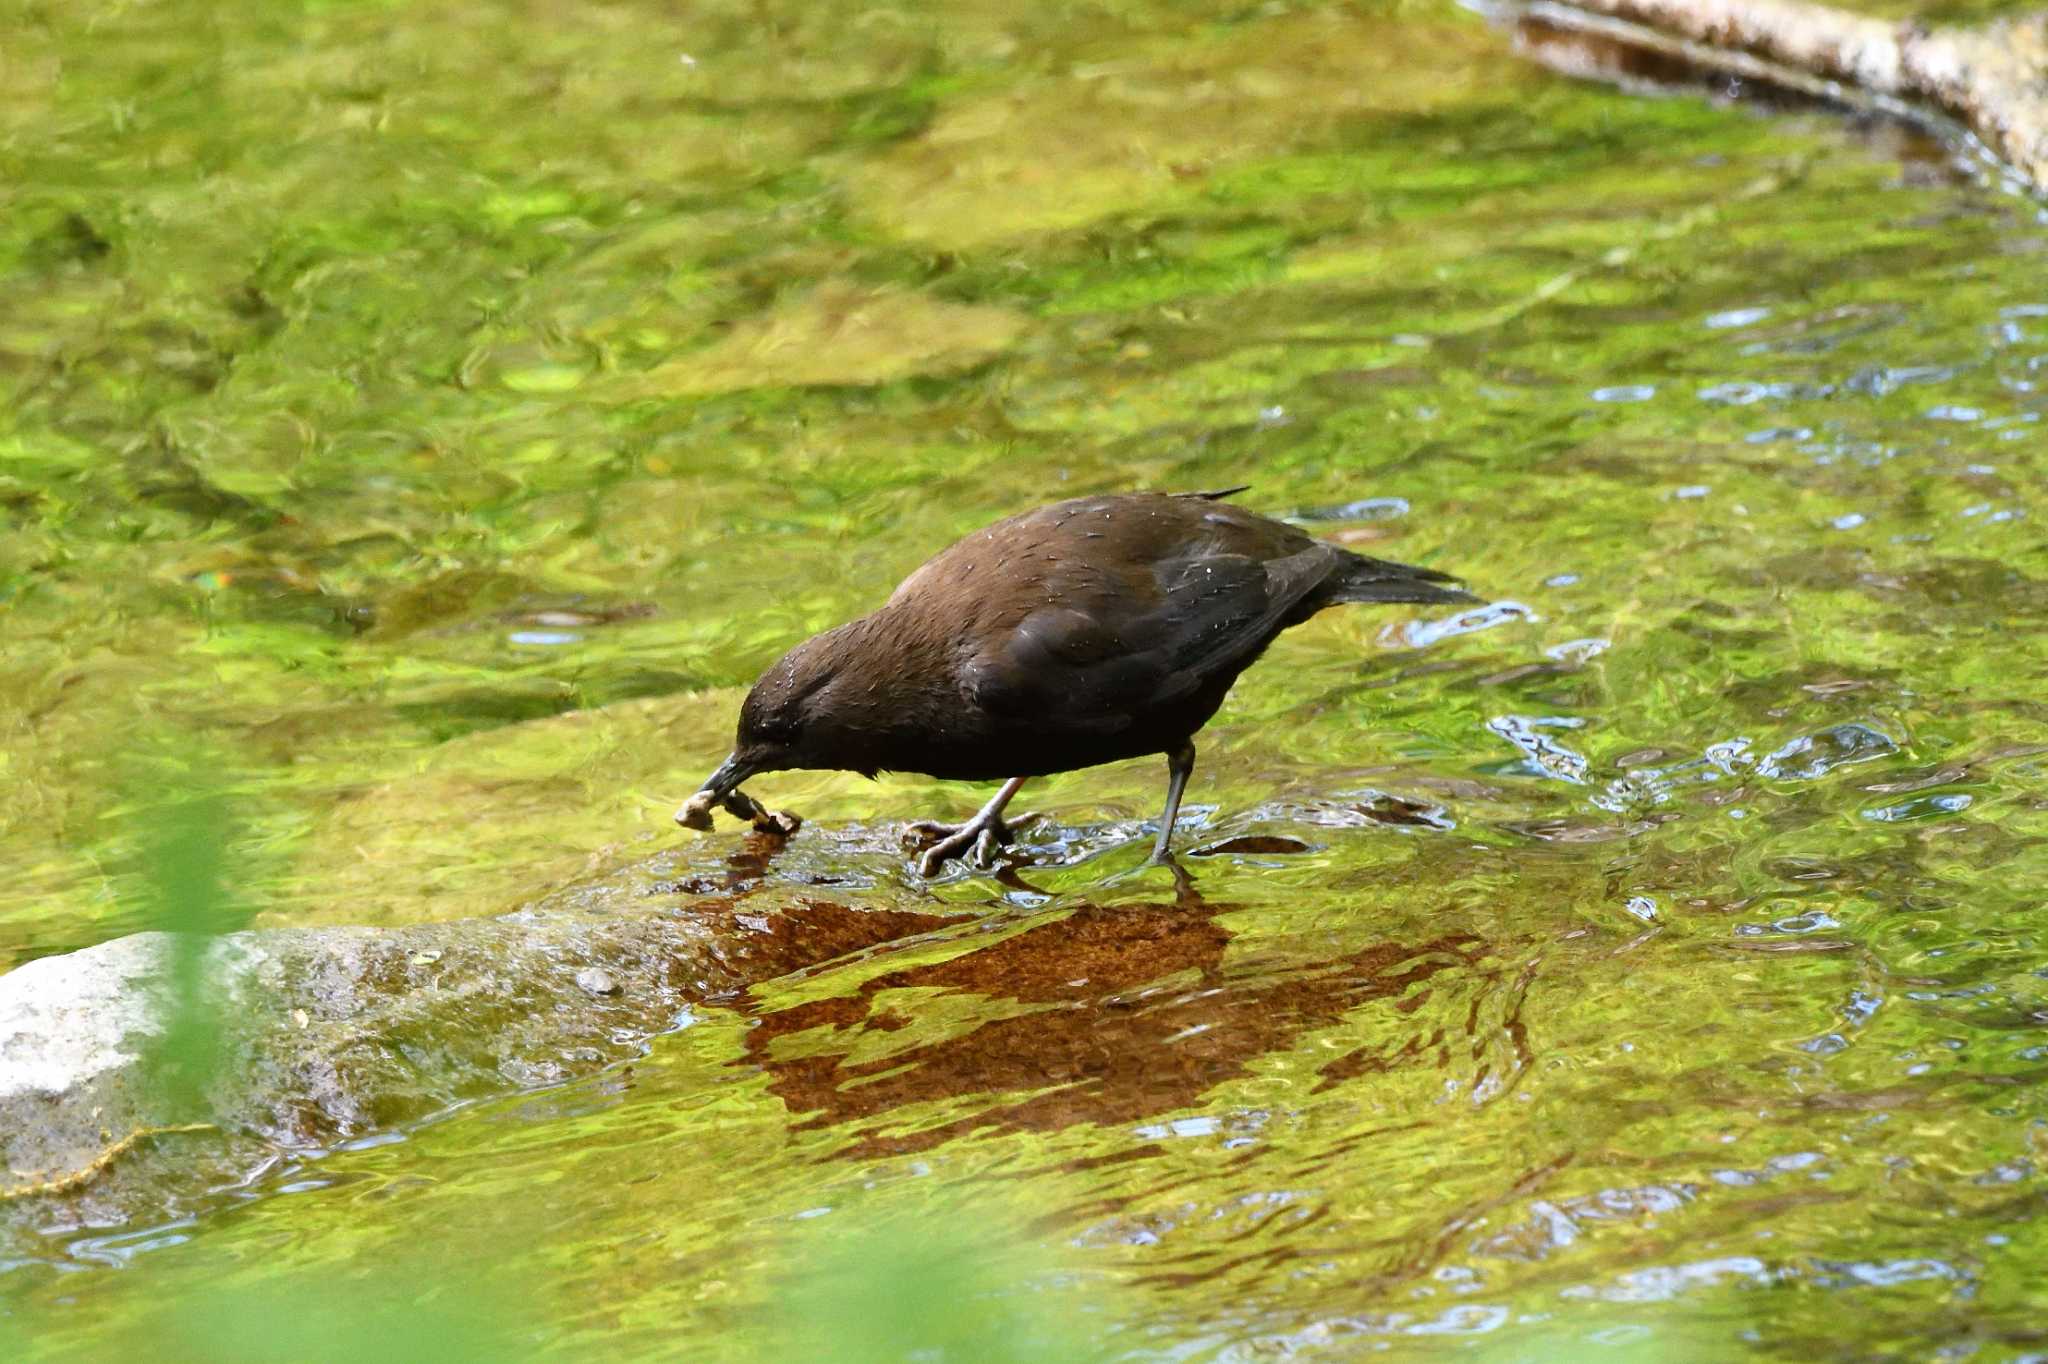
xmin=3 ymin=0 xmax=2045 ymax=1357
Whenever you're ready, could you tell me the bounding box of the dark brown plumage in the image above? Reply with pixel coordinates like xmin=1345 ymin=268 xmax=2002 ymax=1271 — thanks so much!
xmin=678 ymin=489 xmax=1477 ymax=872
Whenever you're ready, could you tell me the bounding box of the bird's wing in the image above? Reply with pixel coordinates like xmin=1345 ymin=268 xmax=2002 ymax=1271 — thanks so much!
xmin=961 ymin=542 xmax=1336 ymax=731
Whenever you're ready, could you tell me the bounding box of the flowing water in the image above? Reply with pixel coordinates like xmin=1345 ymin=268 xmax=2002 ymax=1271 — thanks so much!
xmin=3 ymin=0 xmax=2046 ymax=1357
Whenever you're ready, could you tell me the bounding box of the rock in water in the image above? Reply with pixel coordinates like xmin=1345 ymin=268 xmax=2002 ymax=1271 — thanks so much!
xmin=0 ymin=888 xmax=956 ymax=1250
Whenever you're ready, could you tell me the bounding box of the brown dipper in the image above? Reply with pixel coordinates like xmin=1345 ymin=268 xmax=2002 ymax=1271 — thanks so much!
xmin=677 ymin=488 xmax=1477 ymax=873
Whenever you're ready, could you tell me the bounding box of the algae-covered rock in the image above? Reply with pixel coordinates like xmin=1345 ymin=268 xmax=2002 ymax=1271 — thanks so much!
xmin=621 ymin=282 xmax=1029 ymax=396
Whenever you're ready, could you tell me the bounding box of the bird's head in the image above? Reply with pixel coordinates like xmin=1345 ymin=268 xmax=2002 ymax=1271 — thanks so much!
xmin=685 ymin=630 xmax=865 ymax=816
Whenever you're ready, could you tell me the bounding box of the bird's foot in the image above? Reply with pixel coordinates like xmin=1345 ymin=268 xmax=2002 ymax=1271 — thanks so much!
xmin=903 ymin=811 xmax=1040 ymax=876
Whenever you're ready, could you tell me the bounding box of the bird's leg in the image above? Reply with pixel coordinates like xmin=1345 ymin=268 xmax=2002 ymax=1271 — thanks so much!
xmin=1151 ymin=741 xmax=1197 ymax=863
xmin=904 ymin=776 xmax=1033 ymax=875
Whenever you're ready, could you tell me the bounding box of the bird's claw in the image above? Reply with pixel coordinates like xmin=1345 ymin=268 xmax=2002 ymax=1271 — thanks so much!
xmin=903 ymin=812 xmax=1039 ymax=876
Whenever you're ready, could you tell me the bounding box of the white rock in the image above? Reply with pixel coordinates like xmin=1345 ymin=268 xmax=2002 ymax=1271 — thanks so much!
xmin=0 ymin=933 xmax=264 ymax=1102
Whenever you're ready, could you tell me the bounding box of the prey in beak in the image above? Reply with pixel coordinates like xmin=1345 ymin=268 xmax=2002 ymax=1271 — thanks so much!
xmin=674 ymin=754 xmax=801 ymax=836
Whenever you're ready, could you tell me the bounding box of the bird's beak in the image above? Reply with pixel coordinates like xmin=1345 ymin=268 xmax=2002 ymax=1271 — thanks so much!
xmin=674 ymin=752 xmax=760 ymax=829
xmin=700 ymin=752 xmax=758 ymax=799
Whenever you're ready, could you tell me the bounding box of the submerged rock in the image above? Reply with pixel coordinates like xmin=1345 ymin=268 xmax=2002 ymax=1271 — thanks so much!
xmin=0 ymin=867 xmax=954 ymax=1254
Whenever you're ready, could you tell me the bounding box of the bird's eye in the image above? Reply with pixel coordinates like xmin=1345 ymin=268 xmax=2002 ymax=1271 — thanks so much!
xmin=746 ymin=705 xmax=801 ymax=745
xmin=743 ymin=662 xmax=830 ymax=747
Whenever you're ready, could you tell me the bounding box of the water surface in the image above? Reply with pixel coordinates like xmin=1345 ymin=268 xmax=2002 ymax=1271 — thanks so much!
xmin=2 ymin=0 xmax=2045 ymax=1357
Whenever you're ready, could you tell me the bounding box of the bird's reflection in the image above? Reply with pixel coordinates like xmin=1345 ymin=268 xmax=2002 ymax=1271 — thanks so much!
xmin=737 ymin=877 xmax=1501 ymax=1159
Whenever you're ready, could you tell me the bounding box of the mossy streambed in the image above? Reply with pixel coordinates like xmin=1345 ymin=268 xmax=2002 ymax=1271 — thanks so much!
xmin=3 ymin=0 xmax=2046 ymax=1357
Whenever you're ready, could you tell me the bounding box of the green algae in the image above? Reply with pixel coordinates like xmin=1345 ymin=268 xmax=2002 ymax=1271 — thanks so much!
xmin=4 ymin=0 xmax=2047 ymax=1357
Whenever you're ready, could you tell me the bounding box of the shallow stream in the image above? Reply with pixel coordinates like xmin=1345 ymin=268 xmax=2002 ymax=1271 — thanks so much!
xmin=3 ymin=0 xmax=2045 ymax=1356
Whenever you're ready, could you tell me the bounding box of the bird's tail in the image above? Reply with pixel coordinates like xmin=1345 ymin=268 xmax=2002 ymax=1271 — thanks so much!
xmin=1328 ymin=551 xmax=1481 ymax=606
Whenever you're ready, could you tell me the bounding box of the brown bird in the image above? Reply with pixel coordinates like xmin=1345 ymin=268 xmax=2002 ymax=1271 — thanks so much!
xmin=678 ymin=488 xmax=1477 ymax=873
